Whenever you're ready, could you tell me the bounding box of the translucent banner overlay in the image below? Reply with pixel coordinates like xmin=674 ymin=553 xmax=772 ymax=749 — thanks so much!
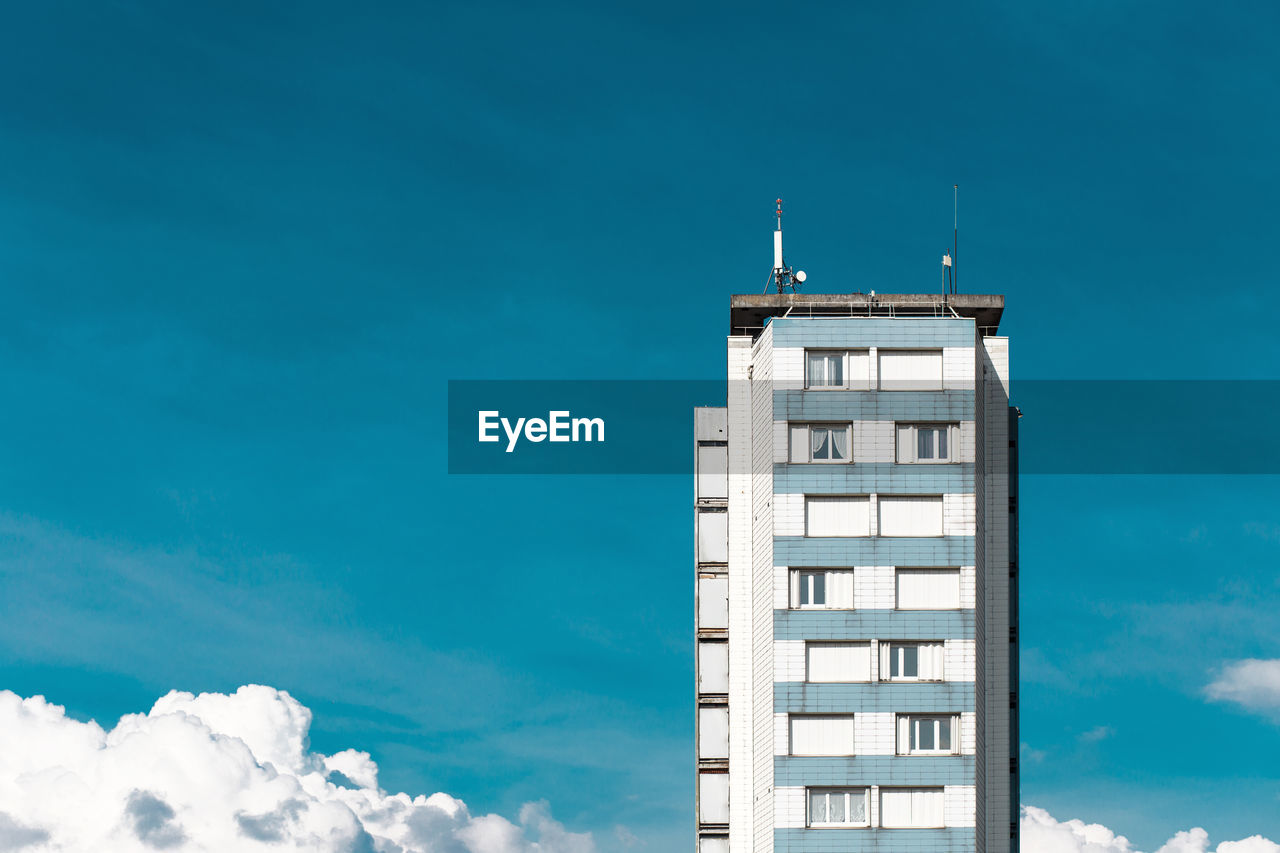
xmin=447 ymin=380 xmax=1280 ymax=474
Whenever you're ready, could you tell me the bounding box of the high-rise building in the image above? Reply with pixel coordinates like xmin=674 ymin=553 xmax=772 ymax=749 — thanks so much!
xmin=694 ymin=292 xmax=1018 ymax=853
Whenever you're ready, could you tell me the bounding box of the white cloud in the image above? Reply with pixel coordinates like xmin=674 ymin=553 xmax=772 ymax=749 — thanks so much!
xmin=0 ymin=685 xmax=595 ymax=853
xmin=1079 ymin=725 xmax=1114 ymax=743
xmin=1022 ymin=807 xmax=1280 ymax=853
xmin=1205 ymin=659 xmax=1280 ymax=717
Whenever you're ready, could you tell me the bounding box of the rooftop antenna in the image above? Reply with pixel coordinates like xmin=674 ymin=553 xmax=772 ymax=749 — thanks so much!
xmin=766 ymin=198 xmax=807 ymax=294
xmin=952 ymin=184 xmax=958 ymax=294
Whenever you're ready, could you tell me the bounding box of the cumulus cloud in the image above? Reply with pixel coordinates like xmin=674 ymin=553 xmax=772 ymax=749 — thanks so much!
xmin=1022 ymin=806 xmax=1280 ymax=853
xmin=0 ymin=685 xmax=595 ymax=853
xmin=1205 ymin=659 xmax=1280 ymax=717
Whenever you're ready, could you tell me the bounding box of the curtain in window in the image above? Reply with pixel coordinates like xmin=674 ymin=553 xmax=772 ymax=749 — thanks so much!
xmin=878 ymin=496 xmax=944 ymax=537
xmin=811 ymin=428 xmax=830 ymax=459
xmin=807 ymin=352 xmax=843 ymax=387
xmin=897 ymin=569 xmax=961 ymax=609
xmin=831 ymin=427 xmax=849 ymax=460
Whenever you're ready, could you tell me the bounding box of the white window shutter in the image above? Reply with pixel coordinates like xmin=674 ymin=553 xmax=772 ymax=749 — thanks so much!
xmin=790 ymin=424 xmax=809 ymax=463
xmin=830 ymin=570 xmax=855 ymax=608
xmin=897 ymin=424 xmax=915 ymax=462
xmin=881 ymin=789 xmax=910 ymax=827
xmin=879 ymin=496 xmax=943 ymax=537
xmin=878 ymin=641 xmax=891 ymax=680
xmin=880 ymin=350 xmax=943 ymax=391
xmin=897 ymin=569 xmax=960 ymax=609
xmin=897 ymin=716 xmax=910 ymax=753
xmin=848 ymin=351 xmax=871 ymax=389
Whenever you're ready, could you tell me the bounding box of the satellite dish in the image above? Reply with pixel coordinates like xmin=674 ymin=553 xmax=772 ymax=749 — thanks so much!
xmin=795 ymin=270 xmax=807 ymax=283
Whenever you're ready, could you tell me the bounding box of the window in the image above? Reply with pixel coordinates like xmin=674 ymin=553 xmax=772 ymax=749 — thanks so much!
xmin=896 ymin=423 xmax=960 ymax=463
xmin=878 ymin=350 xmax=943 ymax=391
xmin=880 ymin=642 xmax=945 ymax=681
xmin=805 ymin=350 xmax=870 ymax=390
xmin=807 ymin=788 xmax=869 ymax=827
xmin=791 ymin=569 xmax=854 ymax=609
xmin=789 ymin=424 xmax=851 ymax=463
xmin=878 ymin=496 xmax=943 ymax=537
xmin=806 ymin=642 xmax=871 ymax=682
xmin=897 ymin=714 xmax=959 ymax=755
xmin=896 ymin=569 xmax=961 ymax=609
xmin=805 ymin=496 xmax=870 ymax=537
xmin=790 ymin=715 xmax=855 ymax=755
xmin=879 ymin=787 xmax=944 ymax=828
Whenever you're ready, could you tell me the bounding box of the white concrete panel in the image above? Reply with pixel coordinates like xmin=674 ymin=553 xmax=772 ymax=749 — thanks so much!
xmin=699 ymin=706 xmax=729 ymax=759
xmin=697 ymin=445 xmax=728 ymax=499
xmin=699 ymin=772 xmax=729 ymax=823
xmin=698 ymin=577 xmax=728 ymax=629
xmin=945 ymin=639 xmax=976 ymax=682
xmin=773 ymin=787 xmax=806 ymax=829
xmin=698 ymin=641 xmax=728 ymax=693
xmin=943 ymin=346 xmax=976 ymax=390
xmin=945 ymin=784 xmax=977 ymax=827
xmin=774 ymin=640 xmax=806 ymax=683
xmin=698 ymin=510 xmax=728 ymax=562
xmin=943 ymin=492 xmax=976 ymax=536
xmin=772 ymin=492 xmax=804 ymax=536
xmin=855 ymin=711 xmax=896 ymax=755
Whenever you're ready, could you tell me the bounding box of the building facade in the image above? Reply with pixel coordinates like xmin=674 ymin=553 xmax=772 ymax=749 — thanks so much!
xmin=694 ymin=293 xmax=1018 ymax=853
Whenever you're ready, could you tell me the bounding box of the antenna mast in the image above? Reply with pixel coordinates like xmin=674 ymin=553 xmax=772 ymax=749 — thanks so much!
xmin=766 ymin=198 xmax=807 ymax=294
xmin=952 ymin=184 xmax=958 ymax=294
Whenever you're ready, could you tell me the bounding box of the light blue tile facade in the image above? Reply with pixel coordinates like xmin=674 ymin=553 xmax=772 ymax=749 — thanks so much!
xmin=775 ymin=609 xmax=973 ymax=641
xmin=776 ymin=756 xmax=975 ymax=787
xmin=768 ymin=316 xmax=976 ymax=348
xmin=775 ymin=681 xmax=975 ymax=713
xmin=774 ymin=827 xmax=976 ymax=853
xmin=772 ymin=390 xmax=974 ymax=422
xmin=773 ymin=318 xmax=977 ymax=852
xmin=775 ymin=536 xmax=974 ymax=565
xmin=774 ymin=462 xmax=973 ymax=494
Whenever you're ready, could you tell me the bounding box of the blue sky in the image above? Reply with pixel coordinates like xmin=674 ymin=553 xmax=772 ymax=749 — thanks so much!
xmin=0 ymin=1 xmax=1278 ymax=850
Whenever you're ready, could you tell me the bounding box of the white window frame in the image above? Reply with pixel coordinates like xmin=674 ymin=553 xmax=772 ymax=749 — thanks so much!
xmin=805 ymin=642 xmax=871 ymax=682
xmin=895 ymin=568 xmax=962 ymax=610
xmin=896 ymin=423 xmax=960 ymax=464
xmin=804 ymin=350 xmax=871 ymax=390
xmin=806 ymin=787 xmax=870 ymax=828
xmin=897 ymin=714 xmax=960 ymax=755
xmin=789 ymin=423 xmax=853 ymax=464
xmin=790 ymin=569 xmax=854 ymax=610
xmin=879 ymin=641 xmax=945 ymax=682
xmin=879 ymin=787 xmax=945 ymax=828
